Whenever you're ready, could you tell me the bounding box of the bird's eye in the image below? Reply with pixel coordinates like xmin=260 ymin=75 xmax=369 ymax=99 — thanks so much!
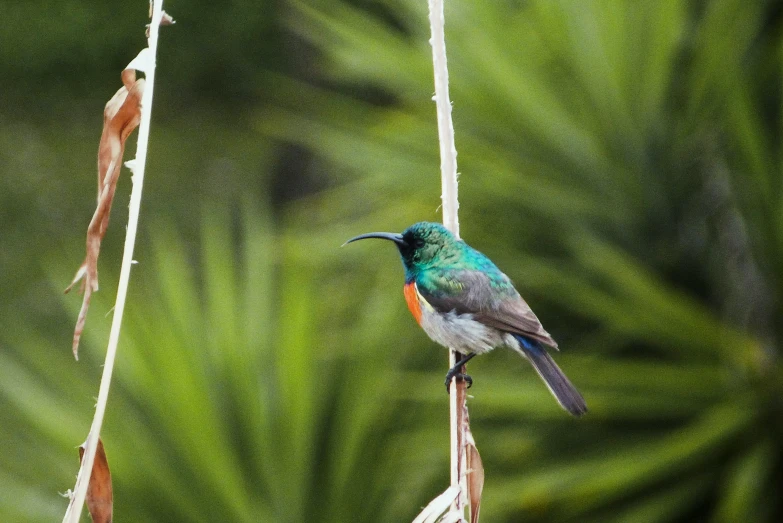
xmin=414 ymin=238 xmax=425 ymax=248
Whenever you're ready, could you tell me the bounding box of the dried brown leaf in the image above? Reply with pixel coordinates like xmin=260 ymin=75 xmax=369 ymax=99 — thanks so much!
xmin=465 ymin=427 xmax=484 ymax=523
xmin=78 ymin=438 xmax=113 ymax=523
xmin=146 ymin=10 xmax=175 ymax=38
xmin=160 ymin=11 xmax=176 ymax=25
xmin=412 ymin=486 xmax=461 ymax=523
xmin=65 ymin=69 xmax=144 ymax=359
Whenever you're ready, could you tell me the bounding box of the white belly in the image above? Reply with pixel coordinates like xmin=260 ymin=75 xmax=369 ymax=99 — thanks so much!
xmin=418 ymin=307 xmax=516 ymax=355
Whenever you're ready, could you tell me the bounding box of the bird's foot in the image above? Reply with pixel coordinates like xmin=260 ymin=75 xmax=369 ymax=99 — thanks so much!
xmin=444 ymin=370 xmax=473 ymax=393
xmin=444 ymin=353 xmax=477 ymax=393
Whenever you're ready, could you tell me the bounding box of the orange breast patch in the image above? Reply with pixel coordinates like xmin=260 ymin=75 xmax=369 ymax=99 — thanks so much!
xmin=403 ymin=282 xmax=423 ymax=324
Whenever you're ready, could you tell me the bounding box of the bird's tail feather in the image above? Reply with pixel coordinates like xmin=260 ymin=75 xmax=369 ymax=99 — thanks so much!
xmin=514 ymin=336 xmax=587 ymax=417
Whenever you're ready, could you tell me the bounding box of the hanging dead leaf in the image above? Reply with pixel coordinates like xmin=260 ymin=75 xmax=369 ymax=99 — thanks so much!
xmin=465 ymin=426 xmax=484 ymax=523
xmin=65 ymin=67 xmax=144 ymax=359
xmin=146 ymin=10 xmax=176 ymax=38
xmin=78 ymin=438 xmax=113 ymax=523
xmin=412 ymin=486 xmax=461 ymax=523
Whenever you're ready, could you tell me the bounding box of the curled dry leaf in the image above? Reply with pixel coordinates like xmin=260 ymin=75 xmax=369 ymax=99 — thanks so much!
xmin=146 ymin=10 xmax=175 ymax=38
xmin=465 ymin=426 xmax=484 ymax=523
xmin=160 ymin=11 xmax=176 ymax=25
xmin=65 ymin=68 xmax=144 ymax=359
xmin=78 ymin=438 xmax=113 ymax=523
xmin=412 ymin=486 xmax=461 ymax=523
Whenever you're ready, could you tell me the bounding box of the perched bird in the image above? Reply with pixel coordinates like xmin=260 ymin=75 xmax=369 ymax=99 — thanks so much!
xmin=345 ymin=221 xmax=587 ymax=416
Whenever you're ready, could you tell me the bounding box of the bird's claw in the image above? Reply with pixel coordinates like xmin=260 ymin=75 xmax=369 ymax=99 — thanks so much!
xmin=444 ymin=371 xmax=473 ymax=393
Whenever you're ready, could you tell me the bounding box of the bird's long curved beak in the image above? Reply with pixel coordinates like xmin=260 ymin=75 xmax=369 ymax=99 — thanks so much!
xmin=343 ymin=232 xmax=407 ymax=247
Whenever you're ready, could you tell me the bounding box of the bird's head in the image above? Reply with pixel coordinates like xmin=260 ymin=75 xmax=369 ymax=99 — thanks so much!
xmin=344 ymin=221 xmax=461 ymax=275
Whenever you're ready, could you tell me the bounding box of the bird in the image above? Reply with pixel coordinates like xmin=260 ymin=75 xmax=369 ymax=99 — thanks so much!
xmin=345 ymin=221 xmax=587 ymax=416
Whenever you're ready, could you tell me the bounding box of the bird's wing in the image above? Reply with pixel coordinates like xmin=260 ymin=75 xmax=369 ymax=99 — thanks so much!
xmin=417 ymin=269 xmax=559 ymax=349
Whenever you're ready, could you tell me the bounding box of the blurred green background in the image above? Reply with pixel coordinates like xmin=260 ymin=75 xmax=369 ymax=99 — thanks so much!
xmin=2 ymin=0 xmax=782 ymax=521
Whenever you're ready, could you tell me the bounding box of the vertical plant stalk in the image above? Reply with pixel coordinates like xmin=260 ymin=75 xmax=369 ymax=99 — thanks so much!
xmin=428 ymin=0 xmax=469 ymax=520
xmin=62 ymin=2 xmax=165 ymax=522
xmin=428 ymin=0 xmax=459 ymax=237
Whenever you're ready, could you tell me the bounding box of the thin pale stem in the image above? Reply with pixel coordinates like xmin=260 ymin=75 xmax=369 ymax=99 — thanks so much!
xmin=62 ymin=2 xmax=164 ymax=521
xmin=429 ymin=0 xmax=460 ymax=239
xmin=428 ymin=0 xmax=468 ymax=520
